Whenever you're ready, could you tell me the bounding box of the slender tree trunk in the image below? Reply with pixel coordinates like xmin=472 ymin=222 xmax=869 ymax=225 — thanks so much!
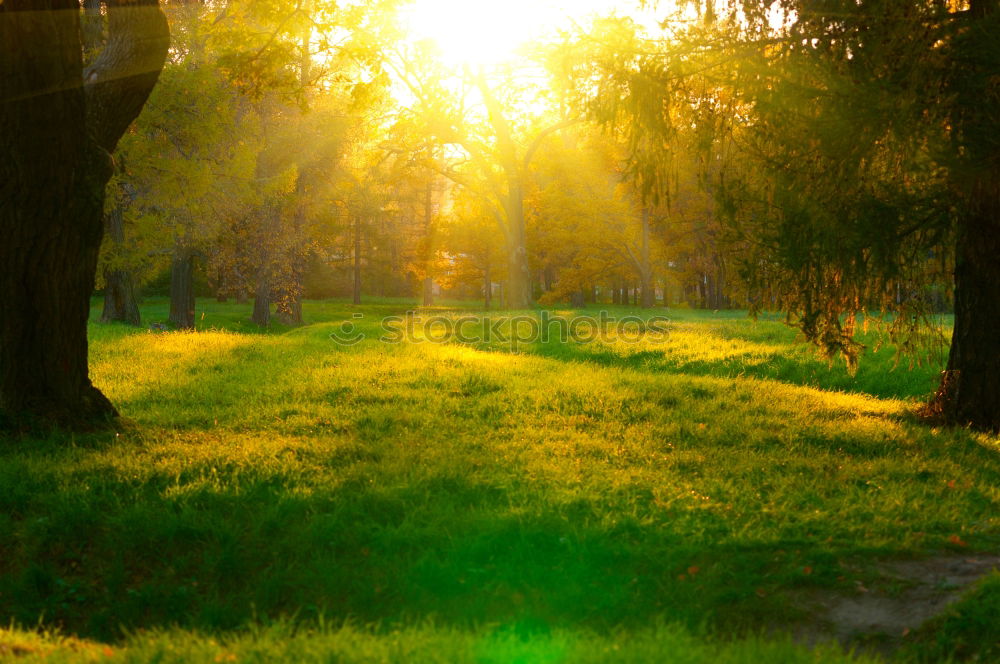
xmin=640 ymin=208 xmax=655 ymax=308
xmin=422 ymin=163 xmax=436 ymax=306
xmin=422 ymin=277 xmax=434 ymax=307
xmin=168 ymin=246 xmax=195 ymax=329
xmin=353 ymin=216 xmax=363 ymax=305
xmin=484 ymin=258 xmax=492 ymax=310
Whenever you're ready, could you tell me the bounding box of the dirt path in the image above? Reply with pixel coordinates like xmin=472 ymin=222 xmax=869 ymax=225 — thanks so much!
xmin=790 ymin=553 xmax=1000 ymax=656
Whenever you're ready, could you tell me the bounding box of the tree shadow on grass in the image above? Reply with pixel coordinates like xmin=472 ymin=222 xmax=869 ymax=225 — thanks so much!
xmin=518 ymin=335 xmax=942 ymax=402
xmin=2 ymin=414 xmax=998 ymax=643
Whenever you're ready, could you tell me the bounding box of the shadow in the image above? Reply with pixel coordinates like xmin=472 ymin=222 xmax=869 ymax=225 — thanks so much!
xmin=12 ymin=307 xmax=982 ymax=645
xmin=515 ymin=332 xmax=943 ymax=402
xmin=2 ymin=407 xmax=998 ymax=642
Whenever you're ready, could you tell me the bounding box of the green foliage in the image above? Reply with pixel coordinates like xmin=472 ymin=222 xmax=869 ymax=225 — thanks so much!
xmin=572 ymin=1 xmax=975 ymax=367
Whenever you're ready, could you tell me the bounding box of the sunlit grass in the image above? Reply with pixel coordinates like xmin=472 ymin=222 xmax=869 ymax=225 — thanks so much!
xmin=1 ymin=298 xmax=996 ymax=662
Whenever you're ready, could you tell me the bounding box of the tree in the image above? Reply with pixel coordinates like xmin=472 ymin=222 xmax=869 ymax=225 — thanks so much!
xmin=0 ymin=0 xmax=169 ymax=427
xmin=578 ymin=1 xmax=1000 ymax=430
xmin=386 ymin=42 xmax=579 ymax=309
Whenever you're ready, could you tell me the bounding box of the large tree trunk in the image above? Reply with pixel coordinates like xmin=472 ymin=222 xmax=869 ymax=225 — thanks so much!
xmin=925 ymin=0 xmax=1000 ymax=432
xmin=102 ymin=270 xmax=142 ymax=326
xmin=168 ymin=246 xmax=195 ymax=329
xmin=0 ymin=0 xmax=168 ymax=429
xmin=275 ymin=256 xmax=304 ymax=326
xmin=100 ymin=195 xmax=141 ymax=326
xmin=251 ymin=268 xmax=271 ymax=328
xmin=928 ymin=178 xmax=1000 ymax=432
xmin=276 ymin=293 xmax=302 ymax=326
xmin=504 ymin=204 xmax=533 ymax=310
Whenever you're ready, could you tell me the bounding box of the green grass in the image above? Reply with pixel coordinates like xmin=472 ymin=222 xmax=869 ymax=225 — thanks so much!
xmin=1 ymin=297 xmax=997 ymax=662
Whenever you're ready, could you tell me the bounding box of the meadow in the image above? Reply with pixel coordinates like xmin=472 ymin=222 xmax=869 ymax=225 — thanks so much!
xmin=1 ymin=298 xmax=998 ymax=663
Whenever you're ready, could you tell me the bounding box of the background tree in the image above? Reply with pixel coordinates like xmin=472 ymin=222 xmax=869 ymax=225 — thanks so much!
xmin=572 ymin=1 xmax=997 ymax=429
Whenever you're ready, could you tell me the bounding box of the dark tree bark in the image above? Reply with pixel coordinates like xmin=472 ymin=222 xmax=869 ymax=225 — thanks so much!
xmin=168 ymin=246 xmax=195 ymax=329
xmin=924 ymin=0 xmax=1000 ymax=432
xmin=275 ymin=293 xmax=302 ymax=325
xmin=102 ymin=270 xmax=142 ymax=326
xmin=275 ymin=256 xmax=304 ymax=326
xmin=100 ymin=195 xmax=141 ymax=326
xmin=0 ymin=0 xmax=169 ymax=428
xmin=928 ymin=178 xmax=1000 ymax=431
xmin=251 ymin=269 xmax=271 ymax=327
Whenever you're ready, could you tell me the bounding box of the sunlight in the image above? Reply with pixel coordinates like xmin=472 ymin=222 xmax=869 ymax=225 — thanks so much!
xmin=400 ymin=0 xmax=631 ymax=68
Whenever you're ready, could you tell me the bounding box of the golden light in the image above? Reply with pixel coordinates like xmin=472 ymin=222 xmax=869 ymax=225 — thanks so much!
xmin=400 ymin=0 xmax=636 ymax=68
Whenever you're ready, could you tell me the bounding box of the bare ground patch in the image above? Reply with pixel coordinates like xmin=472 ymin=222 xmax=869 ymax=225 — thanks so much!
xmin=787 ymin=553 xmax=1000 ymax=657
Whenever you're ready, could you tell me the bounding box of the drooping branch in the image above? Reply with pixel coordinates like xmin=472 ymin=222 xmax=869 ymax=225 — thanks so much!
xmin=84 ymin=0 xmax=170 ymax=155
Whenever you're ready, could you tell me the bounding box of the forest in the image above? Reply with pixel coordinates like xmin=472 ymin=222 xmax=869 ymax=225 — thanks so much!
xmin=1 ymin=0 xmax=999 ymax=662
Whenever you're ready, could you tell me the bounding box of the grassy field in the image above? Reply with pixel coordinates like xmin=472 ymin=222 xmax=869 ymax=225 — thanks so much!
xmin=1 ymin=298 xmax=998 ymax=662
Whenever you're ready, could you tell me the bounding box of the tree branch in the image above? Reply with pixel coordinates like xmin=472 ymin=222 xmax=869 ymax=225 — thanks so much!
xmin=84 ymin=0 xmax=170 ymax=155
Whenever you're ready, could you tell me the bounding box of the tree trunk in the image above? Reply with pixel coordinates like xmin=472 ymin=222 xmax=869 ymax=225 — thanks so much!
xmin=276 ymin=289 xmax=303 ymax=326
xmin=252 ymin=275 xmax=271 ymax=328
xmin=275 ymin=257 xmax=304 ymax=325
xmin=483 ymin=258 xmax=492 ymax=310
xmin=422 ymin=160 xmax=436 ymax=306
xmin=639 ymin=208 xmax=655 ymax=308
xmin=0 ymin=0 xmax=168 ymax=428
xmin=168 ymin=246 xmax=195 ymax=329
xmin=422 ymin=277 xmax=435 ymax=307
xmin=926 ymin=0 xmax=1000 ymax=432
xmin=102 ymin=270 xmax=142 ymax=326
xmin=505 ymin=217 xmax=532 ymax=309
xmin=353 ymin=216 xmax=362 ymax=305
xmin=927 ymin=178 xmax=1000 ymax=431
xmin=100 ymin=196 xmax=141 ymax=326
